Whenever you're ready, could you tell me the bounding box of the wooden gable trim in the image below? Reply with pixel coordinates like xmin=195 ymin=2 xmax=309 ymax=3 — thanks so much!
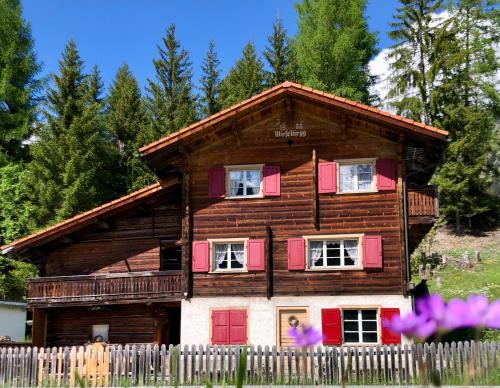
xmin=0 ymin=177 xmax=180 ymax=253
xmin=139 ymin=82 xmax=448 ymax=160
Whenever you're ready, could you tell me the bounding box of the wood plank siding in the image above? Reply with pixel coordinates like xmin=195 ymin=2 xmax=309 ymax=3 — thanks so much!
xmin=188 ymin=102 xmax=407 ymax=297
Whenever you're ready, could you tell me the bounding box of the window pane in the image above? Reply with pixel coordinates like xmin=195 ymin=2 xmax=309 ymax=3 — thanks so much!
xmin=245 ymin=170 xmax=261 ymax=195
xmin=362 ymin=321 xmax=377 ymax=331
xmin=229 ymin=171 xmax=245 ymax=196
xmin=362 ymin=310 xmax=377 ymax=320
xmin=339 ymin=165 xmax=355 ymax=192
xmin=357 ymin=164 xmax=372 ymax=190
xmin=344 ymin=332 xmax=359 ymax=343
xmin=230 ymin=244 xmax=244 ymax=269
xmin=344 ymin=321 xmax=359 ymax=331
xmin=362 ymin=332 xmax=378 ymax=343
xmin=323 ymin=241 xmax=339 ymax=266
xmin=310 ymin=241 xmax=323 ymax=267
xmin=343 ymin=310 xmax=358 ymax=320
xmin=214 ymin=244 xmax=228 ymax=269
xmin=343 ymin=240 xmax=358 ymax=266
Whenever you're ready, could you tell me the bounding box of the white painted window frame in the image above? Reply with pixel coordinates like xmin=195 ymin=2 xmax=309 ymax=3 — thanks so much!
xmin=224 ymin=164 xmax=264 ymax=199
xmin=336 ymin=158 xmax=376 ymax=194
xmin=303 ymin=234 xmax=364 ymax=271
xmin=208 ymin=238 xmax=249 ymax=273
xmin=342 ymin=308 xmax=379 ymax=345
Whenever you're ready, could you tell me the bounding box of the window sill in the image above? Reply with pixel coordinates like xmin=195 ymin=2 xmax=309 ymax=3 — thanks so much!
xmin=224 ymin=195 xmax=264 ymax=200
xmin=336 ymin=190 xmax=378 ymax=195
xmin=305 ymin=267 xmax=363 ymax=272
xmin=209 ymin=270 xmax=248 ymax=274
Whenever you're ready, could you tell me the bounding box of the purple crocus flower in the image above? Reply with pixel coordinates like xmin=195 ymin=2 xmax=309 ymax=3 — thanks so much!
xmin=288 ymin=325 xmax=323 ymax=347
xmin=383 ymin=293 xmax=500 ymax=341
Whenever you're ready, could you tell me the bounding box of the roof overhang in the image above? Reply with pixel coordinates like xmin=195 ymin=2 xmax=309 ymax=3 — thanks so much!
xmin=0 ymin=177 xmax=180 ymax=255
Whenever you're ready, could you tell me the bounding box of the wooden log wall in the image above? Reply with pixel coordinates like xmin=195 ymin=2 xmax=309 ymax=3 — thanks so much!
xmin=43 ymin=304 xmax=178 ymax=347
xmin=1 ymin=341 xmax=499 ymax=387
xmin=189 ymin=102 xmax=405 ymax=297
xmin=44 ymin=189 xmax=182 ymax=276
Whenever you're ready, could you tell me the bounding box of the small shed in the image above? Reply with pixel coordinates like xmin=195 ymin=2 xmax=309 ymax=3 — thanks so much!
xmin=0 ymin=301 xmax=27 ymax=342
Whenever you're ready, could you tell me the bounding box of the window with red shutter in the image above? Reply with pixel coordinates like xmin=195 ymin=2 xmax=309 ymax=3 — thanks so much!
xmin=247 ymin=239 xmax=265 ymax=271
xmin=211 ymin=309 xmax=247 ymax=345
xmin=288 ymin=238 xmax=305 ymax=270
xmin=376 ymin=159 xmax=396 ymax=191
xmin=229 ymin=310 xmax=247 ymax=344
xmin=362 ymin=235 xmax=382 ymax=268
xmin=321 ymin=308 xmax=342 ymax=345
xmin=192 ymin=241 xmax=210 ymax=272
xmin=211 ymin=310 xmax=229 ymax=344
xmin=263 ymin=166 xmax=280 ymax=196
xmin=208 ymin=168 xmax=226 ymax=198
xmin=318 ymin=162 xmax=337 ymax=193
xmin=380 ymin=308 xmax=401 ymax=344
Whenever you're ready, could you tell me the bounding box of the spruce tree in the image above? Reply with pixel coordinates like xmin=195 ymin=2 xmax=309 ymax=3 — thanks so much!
xmin=0 ymin=0 xmax=40 ymax=164
xmin=146 ymin=24 xmax=197 ymax=139
xmin=294 ymin=0 xmax=377 ymax=103
xmin=430 ymin=0 xmax=499 ymax=229
xmin=387 ymin=0 xmax=444 ymax=124
xmin=218 ymin=42 xmax=266 ymax=108
xmin=200 ymin=40 xmax=222 ymax=117
xmin=26 ymin=41 xmax=121 ymax=227
xmin=108 ymin=64 xmax=155 ymax=191
xmin=263 ymin=18 xmax=295 ymax=86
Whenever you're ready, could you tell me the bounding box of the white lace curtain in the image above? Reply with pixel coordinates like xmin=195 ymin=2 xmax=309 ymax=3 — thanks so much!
xmin=344 ymin=240 xmax=358 ymax=263
xmin=310 ymin=241 xmax=323 ymax=265
xmin=215 ymin=245 xmax=227 ymax=265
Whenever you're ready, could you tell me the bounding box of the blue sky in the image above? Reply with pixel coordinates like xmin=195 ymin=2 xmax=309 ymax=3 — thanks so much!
xmin=22 ymin=0 xmax=400 ymax=91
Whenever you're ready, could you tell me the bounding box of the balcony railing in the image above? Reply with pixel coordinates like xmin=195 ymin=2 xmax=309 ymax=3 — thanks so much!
xmin=27 ymin=271 xmax=184 ymax=307
xmin=408 ymin=185 xmax=439 ymax=219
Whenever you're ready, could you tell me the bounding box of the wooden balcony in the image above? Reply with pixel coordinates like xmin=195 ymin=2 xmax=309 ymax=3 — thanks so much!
xmin=27 ymin=271 xmax=184 ymax=307
xmin=408 ymin=185 xmax=439 ymax=224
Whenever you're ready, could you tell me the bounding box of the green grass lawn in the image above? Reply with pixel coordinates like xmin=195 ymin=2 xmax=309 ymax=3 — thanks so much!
xmin=414 ymin=241 xmax=500 ymax=341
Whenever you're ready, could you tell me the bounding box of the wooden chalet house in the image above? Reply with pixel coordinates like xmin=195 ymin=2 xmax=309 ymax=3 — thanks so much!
xmin=0 ymin=82 xmax=447 ymax=348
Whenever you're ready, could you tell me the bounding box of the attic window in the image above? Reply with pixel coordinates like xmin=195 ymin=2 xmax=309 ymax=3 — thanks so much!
xmin=226 ymin=165 xmax=263 ymax=198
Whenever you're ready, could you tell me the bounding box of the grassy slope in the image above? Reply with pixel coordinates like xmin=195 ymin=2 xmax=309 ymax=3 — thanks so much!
xmin=413 ymin=226 xmax=500 ymax=340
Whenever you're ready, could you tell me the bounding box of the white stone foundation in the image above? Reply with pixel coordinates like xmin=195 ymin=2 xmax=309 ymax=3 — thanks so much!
xmin=180 ymin=294 xmax=412 ymax=346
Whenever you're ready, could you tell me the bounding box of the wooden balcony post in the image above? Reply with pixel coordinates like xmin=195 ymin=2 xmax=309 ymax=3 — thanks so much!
xmin=32 ymin=308 xmax=47 ymax=347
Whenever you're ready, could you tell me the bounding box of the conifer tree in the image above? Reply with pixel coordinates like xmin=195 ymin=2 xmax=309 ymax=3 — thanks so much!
xmin=146 ymin=24 xmax=197 ymax=139
xmin=430 ymin=0 xmax=499 ymax=229
xmin=263 ymin=18 xmax=296 ymax=86
xmin=26 ymin=41 xmax=121 ymax=227
xmin=387 ymin=0 xmax=444 ymax=124
xmin=108 ymin=64 xmax=155 ymax=191
xmin=0 ymin=0 xmax=40 ymax=164
xmin=200 ymin=40 xmax=221 ymax=117
xmin=294 ymin=0 xmax=377 ymax=103
xmin=218 ymin=42 xmax=266 ymax=108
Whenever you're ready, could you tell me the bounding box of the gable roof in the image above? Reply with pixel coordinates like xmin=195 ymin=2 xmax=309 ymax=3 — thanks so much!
xmin=0 ymin=177 xmax=180 ymax=254
xmin=139 ymin=81 xmax=448 ymax=159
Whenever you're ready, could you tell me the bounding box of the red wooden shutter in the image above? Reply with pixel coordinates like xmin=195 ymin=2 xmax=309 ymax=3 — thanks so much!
xmin=381 ymin=308 xmax=401 ymax=344
xmin=208 ymin=167 xmax=226 ymax=198
xmin=192 ymin=241 xmax=210 ymax=272
xmin=318 ymin=162 xmax=337 ymax=193
xmin=229 ymin=309 xmax=247 ymax=344
xmin=247 ymin=239 xmax=265 ymax=271
xmin=376 ymin=159 xmax=396 ymax=191
xmin=287 ymin=238 xmax=305 ymax=270
xmin=321 ymin=308 xmax=342 ymax=345
xmin=211 ymin=310 xmax=229 ymax=344
xmin=363 ymin=236 xmax=382 ymax=268
xmin=263 ymin=166 xmax=280 ymax=196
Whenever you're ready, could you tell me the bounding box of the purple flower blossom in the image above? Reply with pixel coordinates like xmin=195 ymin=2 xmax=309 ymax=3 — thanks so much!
xmin=383 ymin=293 xmax=500 ymax=340
xmin=288 ymin=325 xmax=323 ymax=347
